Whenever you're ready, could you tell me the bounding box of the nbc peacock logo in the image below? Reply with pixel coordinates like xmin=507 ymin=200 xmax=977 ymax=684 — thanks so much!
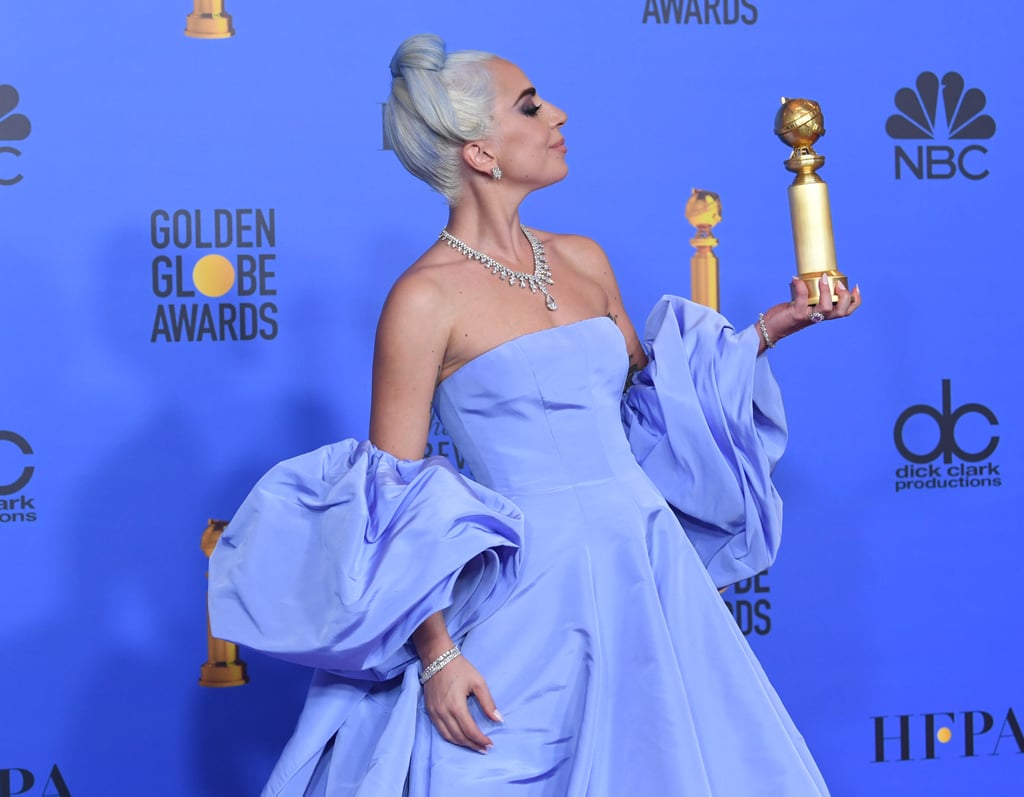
xmin=0 ymin=85 xmax=31 ymax=187
xmin=886 ymin=71 xmax=995 ymax=181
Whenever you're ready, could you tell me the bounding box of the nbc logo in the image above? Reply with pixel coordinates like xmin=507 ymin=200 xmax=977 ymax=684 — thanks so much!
xmin=0 ymin=84 xmax=31 ymax=186
xmin=886 ymin=72 xmax=995 ymax=180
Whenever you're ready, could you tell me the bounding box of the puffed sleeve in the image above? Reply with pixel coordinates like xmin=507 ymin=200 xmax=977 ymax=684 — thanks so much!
xmin=208 ymin=439 xmax=523 ymax=681
xmin=621 ymin=295 xmax=788 ymax=587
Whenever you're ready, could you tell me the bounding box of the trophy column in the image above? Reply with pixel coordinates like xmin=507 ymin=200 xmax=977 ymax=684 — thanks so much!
xmin=200 ymin=519 xmax=248 ymax=687
xmin=685 ymin=189 xmax=722 ymax=312
xmin=774 ymin=98 xmax=849 ymax=305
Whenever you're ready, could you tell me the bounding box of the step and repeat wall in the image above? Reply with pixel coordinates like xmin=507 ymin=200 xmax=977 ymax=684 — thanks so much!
xmin=2 ymin=2 xmax=1020 ymax=795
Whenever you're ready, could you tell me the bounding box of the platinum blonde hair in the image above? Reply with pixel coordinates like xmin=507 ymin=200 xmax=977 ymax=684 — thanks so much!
xmin=384 ymin=34 xmax=495 ymax=205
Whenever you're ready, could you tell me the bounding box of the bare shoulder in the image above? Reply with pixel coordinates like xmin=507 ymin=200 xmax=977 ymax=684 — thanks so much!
xmin=377 ymin=246 xmax=459 ymax=336
xmin=533 ymin=231 xmax=611 ymax=269
xmin=373 ymin=248 xmax=457 ymax=391
xmin=531 ymin=229 xmax=623 ymax=298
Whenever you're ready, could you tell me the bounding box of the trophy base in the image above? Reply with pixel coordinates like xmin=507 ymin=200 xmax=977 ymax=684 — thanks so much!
xmin=792 ymin=270 xmax=849 ymax=306
xmin=200 ymin=661 xmax=249 ymax=687
xmin=185 ymin=15 xmax=235 ymax=39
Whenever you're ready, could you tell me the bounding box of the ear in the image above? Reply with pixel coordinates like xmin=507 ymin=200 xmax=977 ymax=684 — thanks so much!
xmin=462 ymin=141 xmax=498 ymax=177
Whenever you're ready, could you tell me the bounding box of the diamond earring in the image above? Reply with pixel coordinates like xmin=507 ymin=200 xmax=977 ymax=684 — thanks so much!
xmin=491 ymin=166 xmax=503 ymax=181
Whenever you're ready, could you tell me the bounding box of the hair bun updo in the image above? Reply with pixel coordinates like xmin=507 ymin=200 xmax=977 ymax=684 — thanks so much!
xmin=389 ymin=33 xmax=446 ymax=79
xmin=384 ymin=34 xmax=495 ymax=206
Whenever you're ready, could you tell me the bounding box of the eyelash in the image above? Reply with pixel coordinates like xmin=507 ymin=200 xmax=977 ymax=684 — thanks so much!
xmin=522 ymin=103 xmax=543 ymax=117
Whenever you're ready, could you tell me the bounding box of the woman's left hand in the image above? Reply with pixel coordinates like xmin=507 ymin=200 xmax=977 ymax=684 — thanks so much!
xmin=759 ymin=273 xmax=860 ymax=351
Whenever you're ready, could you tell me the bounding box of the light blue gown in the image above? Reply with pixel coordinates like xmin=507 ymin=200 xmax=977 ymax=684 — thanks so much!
xmin=209 ymin=297 xmax=830 ymax=796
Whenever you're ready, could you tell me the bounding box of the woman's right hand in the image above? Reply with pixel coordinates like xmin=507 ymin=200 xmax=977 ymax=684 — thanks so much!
xmin=422 ymin=654 xmax=503 ymax=754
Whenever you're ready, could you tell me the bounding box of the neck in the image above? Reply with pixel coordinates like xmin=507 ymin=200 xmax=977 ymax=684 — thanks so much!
xmin=444 ymin=184 xmax=532 ymax=265
xmin=440 ymin=183 xmax=558 ymax=312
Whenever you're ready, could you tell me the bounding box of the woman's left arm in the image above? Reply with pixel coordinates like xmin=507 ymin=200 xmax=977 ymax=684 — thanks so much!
xmin=756 ymin=274 xmax=861 ymax=354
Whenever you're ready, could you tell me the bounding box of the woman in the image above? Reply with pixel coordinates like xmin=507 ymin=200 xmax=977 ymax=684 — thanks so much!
xmin=210 ymin=33 xmax=859 ymax=796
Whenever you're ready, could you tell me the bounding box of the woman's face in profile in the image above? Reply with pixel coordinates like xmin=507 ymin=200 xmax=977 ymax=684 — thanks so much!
xmin=484 ymin=58 xmax=569 ymax=191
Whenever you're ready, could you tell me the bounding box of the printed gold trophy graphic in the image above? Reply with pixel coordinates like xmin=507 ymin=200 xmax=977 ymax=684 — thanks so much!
xmin=686 ymin=189 xmax=722 ymax=312
xmin=185 ymin=0 xmax=235 ymax=39
xmin=200 ymin=519 xmax=248 ymax=686
xmin=774 ymin=98 xmax=849 ymax=305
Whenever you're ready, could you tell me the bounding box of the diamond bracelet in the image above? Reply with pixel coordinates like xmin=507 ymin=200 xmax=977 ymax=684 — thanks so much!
xmin=758 ymin=312 xmax=775 ymax=349
xmin=419 ymin=646 xmax=462 ymax=686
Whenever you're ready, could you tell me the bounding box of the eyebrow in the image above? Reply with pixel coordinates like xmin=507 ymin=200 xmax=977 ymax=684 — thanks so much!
xmin=513 ymin=87 xmax=537 ymax=106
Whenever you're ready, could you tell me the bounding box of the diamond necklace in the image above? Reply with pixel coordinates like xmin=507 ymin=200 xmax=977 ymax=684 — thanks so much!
xmin=439 ymin=225 xmax=558 ymax=311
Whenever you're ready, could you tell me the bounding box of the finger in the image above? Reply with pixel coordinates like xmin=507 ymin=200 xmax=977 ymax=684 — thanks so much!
xmin=430 ymin=711 xmax=459 ymax=746
xmin=435 ymin=707 xmax=480 ymax=751
xmin=790 ymin=276 xmax=809 ymax=307
xmin=848 ymin=284 xmax=862 ymax=313
xmin=450 ymin=702 xmax=493 ymax=752
xmin=426 ymin=696 xmax=476 ymax=750
xmin=816 ymin=273 xmax=836 ymax=314
xmin=471 ymin=679 xmax=504 ymax=724
xmin=833 ymin=281 xmax=854 ymax=316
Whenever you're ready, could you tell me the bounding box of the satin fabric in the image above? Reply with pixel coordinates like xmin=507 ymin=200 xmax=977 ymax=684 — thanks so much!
xmin=209 ymin=296 xmax=829 ymax=796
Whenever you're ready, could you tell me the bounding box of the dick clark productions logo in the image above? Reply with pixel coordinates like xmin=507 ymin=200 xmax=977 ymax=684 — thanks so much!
xmin=887 ymin=71 xmax=996 ymax=180
xmin=150 ymin=209 xmax=279 ymax=343
xmin=0 ymin=431 xmax=36 ymax=524
xmin=893 ymin=379 xmax=1000 ymax=493
xmin=0 ymin=84 xmax=31 ymax=186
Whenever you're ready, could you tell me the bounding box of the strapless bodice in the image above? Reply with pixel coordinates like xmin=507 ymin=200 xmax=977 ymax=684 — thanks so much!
xmin=433 ymin=317 xmax=641 ymax=496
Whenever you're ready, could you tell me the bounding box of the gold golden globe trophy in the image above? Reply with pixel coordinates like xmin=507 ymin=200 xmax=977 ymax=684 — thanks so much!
xmin=685 ymin=189 xmax=722 ymax=312
xmin=200 ymin=519 xmax=248 ymax=687
xmin=774 ymin=98 xmax=849 ymax=305
xmin=185 ymin=0 xmax=235 ymax=39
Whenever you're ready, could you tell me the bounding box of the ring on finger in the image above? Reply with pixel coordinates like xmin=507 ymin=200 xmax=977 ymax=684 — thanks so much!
xmin=809 ymin=310 xmax=825 ymax=324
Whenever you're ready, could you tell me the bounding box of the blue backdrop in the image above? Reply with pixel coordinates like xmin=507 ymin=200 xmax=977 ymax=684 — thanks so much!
xmin=2 ymin=2 xmax=1020 ymax=795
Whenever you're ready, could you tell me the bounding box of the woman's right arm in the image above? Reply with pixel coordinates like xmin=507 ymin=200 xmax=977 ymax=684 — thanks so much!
xmin=369 ymin=269 xmax=503 ymax=754
xmin=369 ymin=270 xmax=448 ymax=459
